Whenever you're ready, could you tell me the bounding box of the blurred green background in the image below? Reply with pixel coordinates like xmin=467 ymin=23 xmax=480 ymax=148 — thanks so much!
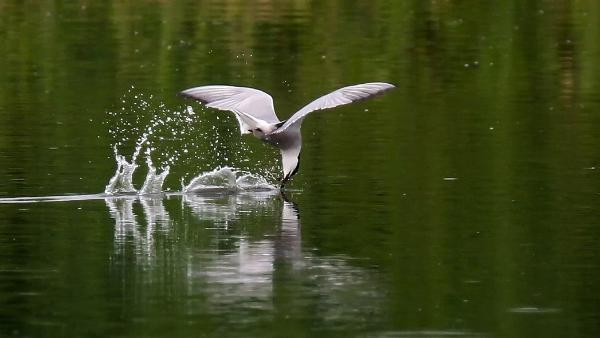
xmin=0 ymin=1 xmax=599 ymax=337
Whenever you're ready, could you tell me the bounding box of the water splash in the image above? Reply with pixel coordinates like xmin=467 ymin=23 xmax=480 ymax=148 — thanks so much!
xmin=104 ymin=149 xmax=138 ymax=194
xmin=106 ymin=88 xmax=201 ymax=168
xmin=139 ymin=153 xmax=170 ymax=195
xmin=104 ymin=88 xmax=278 ymax=195
xmin=104 ymin=148 xmax=171 ymax=195
xmin=183 ymin=167 xmax=275 ymax=193
xmin=105 ymin=149 xmax=276 ymax=195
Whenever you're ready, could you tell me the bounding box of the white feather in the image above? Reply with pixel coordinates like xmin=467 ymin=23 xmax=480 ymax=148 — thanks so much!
xmin=180 ymin=82 xmax=395 ymax=186
xmin=180 ymin=85 xmax=280 ymax=134
xmin=274 ymin=82 xmax=395 ymax=134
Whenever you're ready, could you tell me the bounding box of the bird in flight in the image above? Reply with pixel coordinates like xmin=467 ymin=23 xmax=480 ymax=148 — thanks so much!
xmin=180 ymin=82 xmax=395 ymax=188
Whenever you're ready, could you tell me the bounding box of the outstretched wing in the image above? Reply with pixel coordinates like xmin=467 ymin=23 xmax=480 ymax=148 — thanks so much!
xmin=180 ymin=85 xmax=280 ymax=134
xmin=274 ymin=82 xmax=395 ymax=134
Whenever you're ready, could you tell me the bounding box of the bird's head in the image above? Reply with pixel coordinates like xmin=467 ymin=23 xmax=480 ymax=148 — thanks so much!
xmin=251 ymin=127 xmax=266 ymax=138
xmin=250 ymin=121 xmax=277 ymax=138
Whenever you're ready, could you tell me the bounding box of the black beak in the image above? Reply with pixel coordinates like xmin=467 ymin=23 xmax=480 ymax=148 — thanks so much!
xmin=280 ymin=176 xmax=289 ymax=190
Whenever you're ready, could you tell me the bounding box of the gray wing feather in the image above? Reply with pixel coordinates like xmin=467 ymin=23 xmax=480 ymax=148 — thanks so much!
xmin=275 ymin=82 xmax=395 ymax=133
xmin=180 ymin=85 xmax=281 ymax=132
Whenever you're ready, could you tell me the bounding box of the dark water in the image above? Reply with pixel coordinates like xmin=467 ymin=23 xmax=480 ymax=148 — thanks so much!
xmin=1 ymin=1 xmax=599 ymax=337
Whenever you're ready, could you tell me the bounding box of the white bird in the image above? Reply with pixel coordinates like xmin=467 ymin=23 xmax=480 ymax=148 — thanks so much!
xmin=180 ymin=82 xmax=395 ymax=188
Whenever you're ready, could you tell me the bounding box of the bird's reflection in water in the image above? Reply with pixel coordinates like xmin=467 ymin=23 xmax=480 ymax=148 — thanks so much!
xmin=182 ymin=191 xmax=285 ymax=311
xmin=105 ymin=192 xmax=383 ymax=326
xmin=106 ymin=195 xmax=172 ymax=265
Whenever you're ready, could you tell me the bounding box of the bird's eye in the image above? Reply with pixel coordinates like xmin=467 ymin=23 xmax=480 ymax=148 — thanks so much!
xmin=256 ymin=128 xmax=262 ymax=132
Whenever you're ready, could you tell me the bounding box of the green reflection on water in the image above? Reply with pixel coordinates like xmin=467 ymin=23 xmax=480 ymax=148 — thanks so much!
xmin=0 ymin=1 xmax=599 ymax=337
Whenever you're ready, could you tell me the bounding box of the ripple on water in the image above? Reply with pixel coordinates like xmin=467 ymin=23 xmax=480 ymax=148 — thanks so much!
xmin=508 ymin=307 xmax=561 ymax=314
xmin=367 ymin=330 xmax=486 ymax=337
